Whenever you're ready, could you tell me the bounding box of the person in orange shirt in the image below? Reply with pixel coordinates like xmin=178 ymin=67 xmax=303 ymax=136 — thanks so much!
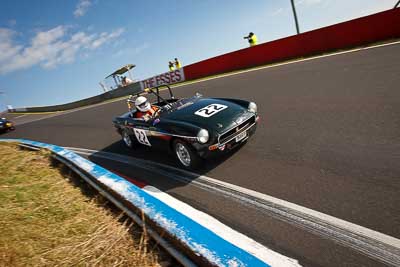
xmin=134 ymin=96 xmax=159 ymax=121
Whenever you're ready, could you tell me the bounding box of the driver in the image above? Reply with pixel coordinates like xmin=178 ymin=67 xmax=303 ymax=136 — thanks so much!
xmin=134 ymin=96 xmax=159 ymax=121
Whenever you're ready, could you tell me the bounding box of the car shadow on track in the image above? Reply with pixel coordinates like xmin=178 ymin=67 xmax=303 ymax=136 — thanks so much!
xmin=87 ymin=140 xmax=246 ymax=190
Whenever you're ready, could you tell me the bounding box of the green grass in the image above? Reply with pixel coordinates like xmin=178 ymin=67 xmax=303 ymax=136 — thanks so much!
xmin=0 ymin=143 xmax=167 ymax=266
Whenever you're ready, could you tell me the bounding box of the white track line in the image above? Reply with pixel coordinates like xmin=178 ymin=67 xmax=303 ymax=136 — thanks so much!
xmin=143 ymin=185 xmax=301 ymax=267
xmin=15 ymin=40 xmax=400 ymax=126
xmin=12 ymin=97 xmax=126 ymax=126
xmin=66 ymin=147 xmax=400 ymax=266
xmin=171 ymin=40 xmax=400 ymax=88
xmin=14 ymin=114 xmax=28 ymax=119
xmin=66 ymin=147 xmax=300 ymax=266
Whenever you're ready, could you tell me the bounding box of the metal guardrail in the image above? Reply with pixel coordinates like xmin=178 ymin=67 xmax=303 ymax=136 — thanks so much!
xmin=17 ymin=142 xmax=195 ymax=266
xmin=9 ymin=83 xmax=142 ymax=113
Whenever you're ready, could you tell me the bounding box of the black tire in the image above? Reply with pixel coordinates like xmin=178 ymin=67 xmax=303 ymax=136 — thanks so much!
xmin=121 ymin=129 xmax=135 ymax=149
xmin=173 ymin=139 xmax=202 ymax=170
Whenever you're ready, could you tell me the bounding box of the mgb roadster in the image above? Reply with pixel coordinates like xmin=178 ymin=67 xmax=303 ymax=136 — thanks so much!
xmin=113 ymin=86 xmax=258 ymax=169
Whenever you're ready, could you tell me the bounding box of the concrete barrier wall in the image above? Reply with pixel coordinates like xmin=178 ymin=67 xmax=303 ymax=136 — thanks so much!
xmin=184 ymin=8 xmax=400 ymax=80
xmin=11 ymin=9 xmax=400 ymax=113
xmin=11 ymin=82 xmax=142 ymax=113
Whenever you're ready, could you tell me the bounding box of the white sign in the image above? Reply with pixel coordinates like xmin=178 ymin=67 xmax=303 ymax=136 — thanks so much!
xmin=194 ymin=104 xmax=228 ymax=118
xmin=134 ymin=128 xmax=151 ymax=146
xmin=140 ymin=68 xmax=185 ymax=90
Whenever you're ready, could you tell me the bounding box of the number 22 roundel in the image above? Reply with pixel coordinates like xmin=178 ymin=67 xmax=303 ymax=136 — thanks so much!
xmin=194 ymin=104 xmax=228 ymax=118
xmin=133 ymin=128 xmax=151 ymax=146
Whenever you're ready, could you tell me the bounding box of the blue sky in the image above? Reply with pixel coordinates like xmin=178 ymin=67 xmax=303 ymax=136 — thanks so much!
xmin=0 ymin=0 xmax=396 ymax=110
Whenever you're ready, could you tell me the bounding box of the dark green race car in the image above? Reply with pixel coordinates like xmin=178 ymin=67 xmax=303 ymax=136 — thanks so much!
xmin=0 ymin=118 xmax=15 ymax=133
xmin=113 ymin=86 xmax=258 ymax=169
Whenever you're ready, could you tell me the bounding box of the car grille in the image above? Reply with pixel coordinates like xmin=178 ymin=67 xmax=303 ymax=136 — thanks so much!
xmin=218 ymin=115 xmax=255 ymax=144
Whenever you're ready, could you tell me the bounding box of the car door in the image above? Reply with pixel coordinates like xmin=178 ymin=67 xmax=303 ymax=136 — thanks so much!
xmin=124 ymin=117 xmax=153 ymax=147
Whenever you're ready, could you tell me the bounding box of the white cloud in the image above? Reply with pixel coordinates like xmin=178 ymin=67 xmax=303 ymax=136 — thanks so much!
xmin=74 ymin=0 xmax=92 ymax=17
xmin=90 ymin=28 xmax=125 ymax=49
xmin=31 ymin=25 xmax=66 ymax=47
xmin=0 ymin=26 xmax=125 ymax=74
xmin=0 ymin=28 xmax=22 ymax=63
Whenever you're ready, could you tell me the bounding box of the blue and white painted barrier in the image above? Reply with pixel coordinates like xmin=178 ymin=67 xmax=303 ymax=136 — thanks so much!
xmin=0 ymin=139 xmax=300 ymax=267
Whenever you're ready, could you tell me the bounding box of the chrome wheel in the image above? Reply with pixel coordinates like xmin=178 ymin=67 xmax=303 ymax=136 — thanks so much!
xmin=122 ymin=131 xmax=133 ymax=148
xmin=175 ymin=142 xmax=191 ymax=167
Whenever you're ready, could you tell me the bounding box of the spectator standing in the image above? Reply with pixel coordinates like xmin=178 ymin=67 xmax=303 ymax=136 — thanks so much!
xmin=174 ymin=58 xmax=182 ymax=69
xmin=125 ymin=76 xmax=133 ymax=84
xmin=244 ymin=32 xmax=258 ymax=47
xmin=168 ymin=61 xmax=175 ymax=71
xmin=121 ymin=76 xmax=133 ymax=86
xmin=121 ymin=76 xmax=127 ymax=86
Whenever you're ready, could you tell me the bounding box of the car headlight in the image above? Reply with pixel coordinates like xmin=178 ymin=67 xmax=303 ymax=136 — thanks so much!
xmin=197 ymin=129 xmax=209 ymax=144
xmin=6 ymin=123 xmax=12 ymax=127
xmin=248 ymin=102 xmax=257 ymax=113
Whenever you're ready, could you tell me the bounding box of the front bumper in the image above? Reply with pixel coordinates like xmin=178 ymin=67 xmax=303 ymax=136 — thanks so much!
xmin=0 ymin=123 xmax=14 ymax=131
xmin=194 ymin=122 xmax=257 ymax=159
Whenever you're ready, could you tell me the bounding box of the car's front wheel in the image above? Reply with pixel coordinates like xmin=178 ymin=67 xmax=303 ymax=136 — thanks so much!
xmin=173 ymin=139 xmax=201 ymax=170
xmin=122 ymin=130 xmax=135 ymax=149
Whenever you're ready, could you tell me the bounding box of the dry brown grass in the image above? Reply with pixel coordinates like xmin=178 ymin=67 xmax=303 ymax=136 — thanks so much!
xmin=0 ymin=143 xmax=168 ymax=267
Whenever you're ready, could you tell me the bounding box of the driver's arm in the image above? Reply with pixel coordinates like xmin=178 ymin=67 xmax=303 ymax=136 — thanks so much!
xmin=142 ymin=114 xmax=152 ymax=121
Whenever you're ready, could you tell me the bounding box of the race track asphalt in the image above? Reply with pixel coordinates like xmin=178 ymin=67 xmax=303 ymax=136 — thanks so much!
xmin=3 ymin=43 xmax=400 ymax=266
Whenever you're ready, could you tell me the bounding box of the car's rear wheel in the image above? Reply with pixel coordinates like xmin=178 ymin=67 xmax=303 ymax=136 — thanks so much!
xmin=173 ymin=139 xmax=201 ymax=169
xmin=122 ymin=130 xmax=134 ymax=148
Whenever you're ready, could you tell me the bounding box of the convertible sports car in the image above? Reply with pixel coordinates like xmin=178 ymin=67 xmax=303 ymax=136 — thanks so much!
xmin=113 ymin=86 xmax=258 ymax=169
xmin=0 ymin=118 xmax=15 ymax=133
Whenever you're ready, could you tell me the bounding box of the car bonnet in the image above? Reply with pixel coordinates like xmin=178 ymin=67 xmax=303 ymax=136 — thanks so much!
xmin=161 ymin=98 xmax=252 ymax=134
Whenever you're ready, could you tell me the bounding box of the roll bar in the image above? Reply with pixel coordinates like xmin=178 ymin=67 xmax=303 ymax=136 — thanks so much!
xmin=145 ymin=85 xmax=175 ymax=105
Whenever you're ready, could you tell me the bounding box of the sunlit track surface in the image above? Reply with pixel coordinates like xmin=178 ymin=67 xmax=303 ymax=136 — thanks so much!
xmin=5 ymin=112 xmax=60 ymax=126
xmin=67 ymin=147 xmax=400 ymax=266
xmin=3 ymin=43 xmax=400 ymax=266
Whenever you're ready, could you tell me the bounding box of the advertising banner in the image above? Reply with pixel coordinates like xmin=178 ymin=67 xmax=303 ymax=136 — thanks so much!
xmin=140 ymin=68 xmax=185 ymax=90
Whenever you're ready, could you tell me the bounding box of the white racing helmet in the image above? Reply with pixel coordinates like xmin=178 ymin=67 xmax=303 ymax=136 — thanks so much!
xmin=135 ymin=96 xmax=151 ymax=112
